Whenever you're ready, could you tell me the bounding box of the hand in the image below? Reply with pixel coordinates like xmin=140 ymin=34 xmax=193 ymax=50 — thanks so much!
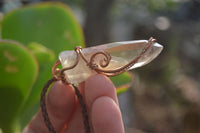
xmin=23 ymin=74 xmax=124 ymax=133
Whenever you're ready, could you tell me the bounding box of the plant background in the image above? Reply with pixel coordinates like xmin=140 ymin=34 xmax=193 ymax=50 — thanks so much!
xmin=0 ymin=0 xmax=200 ymax=133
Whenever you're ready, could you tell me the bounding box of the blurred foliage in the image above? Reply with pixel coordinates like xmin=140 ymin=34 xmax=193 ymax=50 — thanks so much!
xmin=109 ymin=0 xmax=200 ymax=133
xmin=0 ymin=1 xmax=133 ymax=132
xmin=111 ymin=72 xmax=133 ymax=95
xmin=1 ymin=0 xmax=200 ymax=132
xmin=27 ymin=42 xmax=55 ymax=65
xmin=68 ymin=0 xmax=200 ymax=132
xmin=0 ymin=2 xmax=85 ymax=132
xmin=0 ymin=40 xmax=38 ymax=133
xmin=135 ymin=0 xmax=179 ymax=12
xmin=1 ymin=1 xmax=85 ymax=114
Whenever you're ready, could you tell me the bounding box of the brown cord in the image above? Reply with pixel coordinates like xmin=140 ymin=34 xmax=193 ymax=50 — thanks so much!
xmin=72 ymin=84 xmax=91 ymax=133
xmin=40 ymin=77 xmax=56 ymax=133
xmin=40 ymin=78 xmax=91 ymax=133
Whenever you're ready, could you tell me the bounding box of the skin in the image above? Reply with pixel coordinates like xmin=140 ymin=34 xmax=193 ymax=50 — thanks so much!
xmin=23 ymin=74 xmax=125 ymax=133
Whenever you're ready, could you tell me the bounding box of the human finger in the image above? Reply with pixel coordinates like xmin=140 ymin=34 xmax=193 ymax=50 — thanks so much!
xmin=91 ymin=96 xmax=124 ymax=133
xmin=64 ymin=74 xmax=119 ymax=132
xmin=84 ymin=74 xmax=118 ymax=110
xmin=23 ymin=81 xmax=76 ymax=133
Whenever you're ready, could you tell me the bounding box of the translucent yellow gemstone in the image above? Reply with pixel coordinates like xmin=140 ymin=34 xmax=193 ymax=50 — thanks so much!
xmin=59 ymin=40 xmax=163 ymax=83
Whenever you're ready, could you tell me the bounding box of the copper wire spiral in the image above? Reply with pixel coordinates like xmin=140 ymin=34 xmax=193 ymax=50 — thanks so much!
xmin=41 ymin=37 xmax=156 ymax=133
xmin=77 ymin=37 xmax=156 ymax=76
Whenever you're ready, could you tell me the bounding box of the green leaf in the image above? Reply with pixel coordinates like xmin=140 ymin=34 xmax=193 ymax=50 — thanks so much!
xmin=0 ymin=2 xmax=133 ymax=130
xmin=0 ymin=40 xmax=38 ymax=133
xmin=110 ymin=71 xmax=133 ymax=95
xmin=28 ymin=42 xmax=55 ymax=65
xmin=1 ymin=2 xmax=85 ymax=111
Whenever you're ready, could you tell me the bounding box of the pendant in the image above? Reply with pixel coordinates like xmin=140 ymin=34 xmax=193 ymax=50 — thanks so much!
xmin=41 ymin=37 xmax=163 ymax=133
xmin=58 ymin=37 xmax=163 ymax=84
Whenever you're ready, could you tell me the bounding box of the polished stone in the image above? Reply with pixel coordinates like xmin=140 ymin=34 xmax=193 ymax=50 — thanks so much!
xmin=59 ymin=40 xmax=163 ymax=83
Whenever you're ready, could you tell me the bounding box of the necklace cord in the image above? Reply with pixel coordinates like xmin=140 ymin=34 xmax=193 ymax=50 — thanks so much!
xmin=40 ymin=78 xmax=91 ymax=133
xmin=40 ymin=77 xmax=56 ymax=133
xmin=72 ymin=84 xmax=91 ymax=133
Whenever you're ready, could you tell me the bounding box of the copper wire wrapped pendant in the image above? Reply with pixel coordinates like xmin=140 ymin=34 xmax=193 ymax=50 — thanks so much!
xmin=41 ymin=37 xmax=163 ymax=133
xmin=59 ymin=37 xmax=163 ymax=84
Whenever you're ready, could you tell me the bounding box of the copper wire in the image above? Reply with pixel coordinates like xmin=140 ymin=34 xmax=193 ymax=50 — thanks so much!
xmin=41 ymin=37 xmax=156 ymax=133
xmin=77 ymin=37 xmax=156 ymax=76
